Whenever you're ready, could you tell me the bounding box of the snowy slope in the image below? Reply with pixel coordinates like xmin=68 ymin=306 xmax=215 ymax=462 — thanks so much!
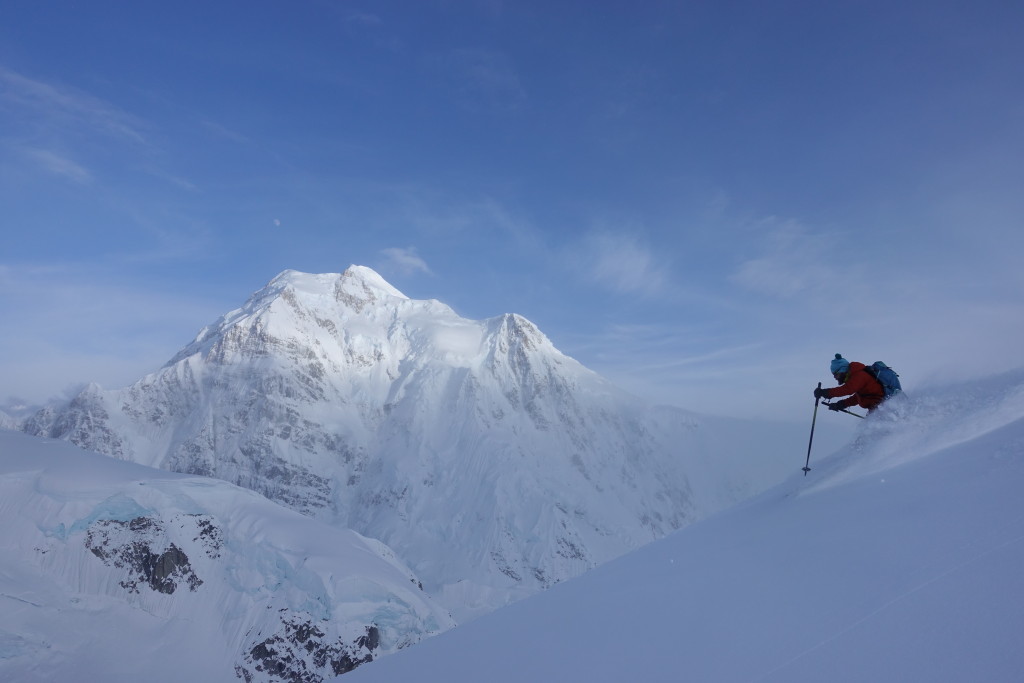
xmin=21 ymin=266 xmax=792 ymax=621
xmin=0 ymin=430 xmax=453 ymax=683
xmin=344 ymin=370 xmax=1024 ymax=683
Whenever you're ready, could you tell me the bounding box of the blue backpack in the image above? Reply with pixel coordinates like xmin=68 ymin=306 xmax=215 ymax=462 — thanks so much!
xmin=864 ymin=361 xmax=902 ymax=398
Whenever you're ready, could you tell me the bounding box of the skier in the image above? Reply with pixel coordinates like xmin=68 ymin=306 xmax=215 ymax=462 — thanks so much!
xmin=813 ymin=354 xmax=885 ymax=413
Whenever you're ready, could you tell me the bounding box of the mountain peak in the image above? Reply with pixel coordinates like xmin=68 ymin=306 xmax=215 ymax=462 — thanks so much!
xmin=167 ymin=266 xmax=411 ymax=365
xmin=263 ymin=266 xmax=408 ymax=302
xmin=25 ymin=264 xmax=781 ymax=627
xmin=240 ymin=266 xmax=410 ymax=318
xmin=336 ymin=265 xmax=408 ymax=305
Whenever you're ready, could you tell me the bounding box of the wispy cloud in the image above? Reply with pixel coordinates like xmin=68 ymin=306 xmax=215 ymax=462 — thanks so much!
xmin=0 ymin=66 xmax=200 ymax=194
xmin=729 ymin=218 xmax=854 ymax=300
xmin=438 ymin=48 xmax=526 ymax=112
xmin=200 ymin=119 xmax=251 ymax=145
xmin=0 ymin=66 xmax=148 ymax=146
xmin=569 ymin=230 xmax=669 ymax=296
xmin=20 ymin=146 xmax=93 ymax=184
xmin=380 ymin=247 xmax=432 ymax=276
xmin=0 ymin=263 xmax=225 ymax=405
xmin=343 ymin=10 xmax=383 ymax=27
xmin=386 ymin=191 xmax=545 ymax=256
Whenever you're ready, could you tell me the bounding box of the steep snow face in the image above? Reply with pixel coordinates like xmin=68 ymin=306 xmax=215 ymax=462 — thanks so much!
xmin=22 ymin=266 xmax=787 ymax=620
xmin=344 ymin=370 xmax=1024 ymax=683
xmin=0 ymin=430 xmax=452 ymax=683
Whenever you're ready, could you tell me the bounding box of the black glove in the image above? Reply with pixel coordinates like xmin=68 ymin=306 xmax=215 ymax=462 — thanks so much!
xmin=813 ymin=387 xmax=826 ymax=399
xmin=827 ymin=402 xmax=844 ymax=411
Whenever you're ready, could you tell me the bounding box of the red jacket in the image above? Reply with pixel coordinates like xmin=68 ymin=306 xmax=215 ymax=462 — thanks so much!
xmin=823 ymin=361 xmax=885 ymax=410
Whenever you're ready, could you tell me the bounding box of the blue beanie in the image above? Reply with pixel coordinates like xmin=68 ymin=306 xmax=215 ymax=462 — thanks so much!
xmin=830 ymin=353 xmax=850 ymax=375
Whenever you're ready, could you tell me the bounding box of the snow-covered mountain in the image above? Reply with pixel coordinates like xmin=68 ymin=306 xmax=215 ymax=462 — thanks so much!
xmin=344 ymin=369 xmax=1024 ymax=683
xmin=0 ymin=429 xmax=453 ymax=683
xmin=21 ymin=266 xmax=788 ymax=622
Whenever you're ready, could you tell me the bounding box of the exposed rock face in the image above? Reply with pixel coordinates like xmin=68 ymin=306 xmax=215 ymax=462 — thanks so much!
xmin=25 ymin=385 xmax=128 ymax=459
xmin=238 ymin=617 xmax=381 ymax=682
xmin=85 ymin=515 xmax=212 ymax=594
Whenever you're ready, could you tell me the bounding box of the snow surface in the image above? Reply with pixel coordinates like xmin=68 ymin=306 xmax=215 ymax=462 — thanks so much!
xmin=345 ymin=371 xmax=1024 ymax=683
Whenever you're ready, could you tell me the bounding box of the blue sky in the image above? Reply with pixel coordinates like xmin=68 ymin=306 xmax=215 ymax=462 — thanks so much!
xmin=2 ymin=1 xmax=1023 ymax=420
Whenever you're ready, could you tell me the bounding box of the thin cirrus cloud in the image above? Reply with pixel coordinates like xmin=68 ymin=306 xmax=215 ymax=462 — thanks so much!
xmin=0 ymin=66 xmax=148 ymax=146
xmin=571 ymin=230 xmax=669 ymax=296
xmin=2 ymin=66 xmax=201 ymax=198
xmin=20 ymin=146 xmax=93 ymax=184
xmin=0 ymin=264 xmax=224 ymax=404
xmin=380 ymin=247 xmax=433 ymax=276
xmin=438 ymin=48 xmax=527 ymax=112
xmin=728 ymin=218 xmax=846 ymax=300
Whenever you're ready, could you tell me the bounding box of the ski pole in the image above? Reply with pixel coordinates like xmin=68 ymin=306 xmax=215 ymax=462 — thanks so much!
xmin=823 ymin=402 xmax=866 ymax=419
xmin=803 ymin=382 xmax=821 ymax=475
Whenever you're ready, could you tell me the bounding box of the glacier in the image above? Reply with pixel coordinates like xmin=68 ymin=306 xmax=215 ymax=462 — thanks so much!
xmin=0 ymin=430 xmax=453 ymax=682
